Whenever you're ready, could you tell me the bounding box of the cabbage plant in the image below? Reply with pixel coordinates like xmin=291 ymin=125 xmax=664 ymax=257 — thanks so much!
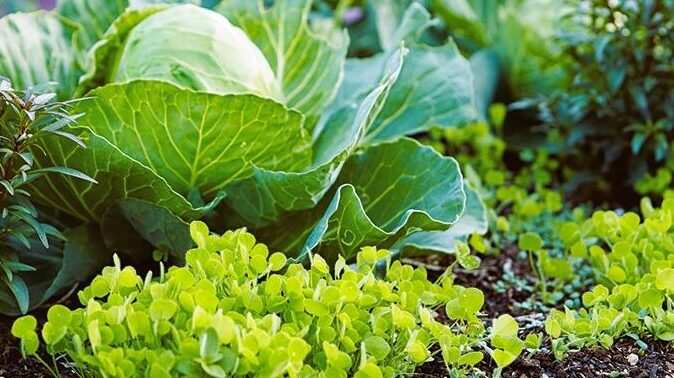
xmin=0 ymin=0 xmax=485 ymax=291
xmin=429 ymin=0 xmax=571 ymax=115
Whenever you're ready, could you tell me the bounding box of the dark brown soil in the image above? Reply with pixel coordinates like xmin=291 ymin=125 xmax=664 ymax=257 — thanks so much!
xmin=507 ymin=338 xmax=674 ymax=378
xmin=0 ymin=315 xmax=55 ymax=378
xmin=416 ymin=338 xmax=674 ymax=377
xmin=412 ymin=245 xmax=674 ymax=377
xmin=454 ymin=246 xmax=537 ymax=317
xmin=0 ymin=303 xmax=79 ymax=378
xmin=408 ymin=244 xmax=538 ymax=317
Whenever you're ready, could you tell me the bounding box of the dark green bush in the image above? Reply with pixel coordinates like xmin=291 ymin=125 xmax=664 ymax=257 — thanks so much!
xmin=539 ymin=0 xmax=674 ymax=195
xmin=0 ymin=78 xmax=94 ymax=314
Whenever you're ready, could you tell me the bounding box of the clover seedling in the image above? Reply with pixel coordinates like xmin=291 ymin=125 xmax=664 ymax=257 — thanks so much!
xmin=13 ymin=222 xmax=490 ymax=377
xmin=489 ymin=314 xmax=524 ymax=371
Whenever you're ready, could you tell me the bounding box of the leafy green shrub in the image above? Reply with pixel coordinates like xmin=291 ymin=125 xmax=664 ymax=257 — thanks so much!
xmin=545 ymin=193 xmax=674 ymax=358
xmin=0 ymin=78 xmax=98 ymax=314
xmin=13 ymin=222 xmax=498 ymax=377
xmin=539 ymin=0 xmax=674 ymax=193
xmin=0 ymin=0 xmax=483 ymax=268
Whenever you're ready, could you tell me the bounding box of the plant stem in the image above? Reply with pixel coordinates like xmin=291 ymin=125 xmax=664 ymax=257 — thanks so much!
xmin=33 ymin=353 xmax=59 ymax=378
xmin=0 ymin=111 xmax=28 ymax=210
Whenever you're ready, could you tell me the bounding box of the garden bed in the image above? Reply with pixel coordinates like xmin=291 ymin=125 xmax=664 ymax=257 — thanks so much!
xmin=0 ymin=0 xmax=673 ymax=377
xmin=3 ymin=250 xmax=674 ymax=377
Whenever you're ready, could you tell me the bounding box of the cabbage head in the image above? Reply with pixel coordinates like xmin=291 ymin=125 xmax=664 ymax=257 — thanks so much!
xmin=111 ymin=5 xmax=283 ymax=100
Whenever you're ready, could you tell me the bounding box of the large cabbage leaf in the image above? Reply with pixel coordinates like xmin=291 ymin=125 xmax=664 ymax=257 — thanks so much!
xmin=28 ymin=129 xmax=202 ymax=223
xmin=76 ymin=5 xmax=168 ymax=94
xmin=300 ymin=138 xmax=466 ymax=262
xmin=72 ymin=0 xmax=348 ymax=124
xmin=223 ymin=47 xmax=405 ymax=227
xmin=321 ymin=3 xmax=477 ymax=143
xmin=56 ymin=0 xmax=128 ymax=52
xmin=394 ymin=182 xmax=488 ymax=255
xmin=56 ymin=0 xmax=201 ymax=52
xmin=253 ymin=137 xmax=467 ymax=262
xmin=30 ymin=80 xmax=310 ymax=220
xmin=78 ymin=81 xmax=310 ymax=197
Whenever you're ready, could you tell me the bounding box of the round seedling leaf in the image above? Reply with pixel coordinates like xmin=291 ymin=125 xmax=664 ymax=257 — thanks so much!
xmin=11 ymin=315 xmax=37 ymax=338
xmin=190 ymin=221 xmax=210 ymax=249
xmin=47 ymin=304 xmax=72 ymax=326
xmin=458 ymin=287 xmax=484 ymax=315
xmin=638 ymin=288 xmax=664 ymax=308
xmin=268 ymin=252 xmax=287 ymax=271
xmin=459 ymin=254 xmax=481 ymax=270
xmin=518 ymin=232 xmax=543 ymax=251
xmin=149 ymin=299 xmax=179 ymax=321
xmin=492 ymin=314 xmax=519 ymax=339
xmin=363 ymin=336 xmax=391 ymax=361
xmin=656 ymin=269 xmax=674 ymax=291
xmin=492 ymin=349 xmax=517 ymax=368
xmin=458 ymin=351 xmax=483 ymax=366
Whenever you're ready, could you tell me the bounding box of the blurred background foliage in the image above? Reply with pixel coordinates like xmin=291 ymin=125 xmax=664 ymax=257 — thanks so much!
xmin=0 ymin=0 xmax=220 ymax=15
xmin=0 ymin=0 xmax=53 ymax=15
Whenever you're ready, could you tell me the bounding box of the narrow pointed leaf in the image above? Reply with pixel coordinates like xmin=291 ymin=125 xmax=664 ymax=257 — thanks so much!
xmin=5 ymin=275 xmax=29 ymax=314
xmin=30 ymin=166 xmax=97 ymax=184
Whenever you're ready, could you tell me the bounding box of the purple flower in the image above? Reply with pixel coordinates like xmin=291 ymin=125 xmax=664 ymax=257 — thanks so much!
xmin=342 ymin=7 xmax=363 ymax=26
xmin=38 ymin=0 xmax=56 ymax=10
